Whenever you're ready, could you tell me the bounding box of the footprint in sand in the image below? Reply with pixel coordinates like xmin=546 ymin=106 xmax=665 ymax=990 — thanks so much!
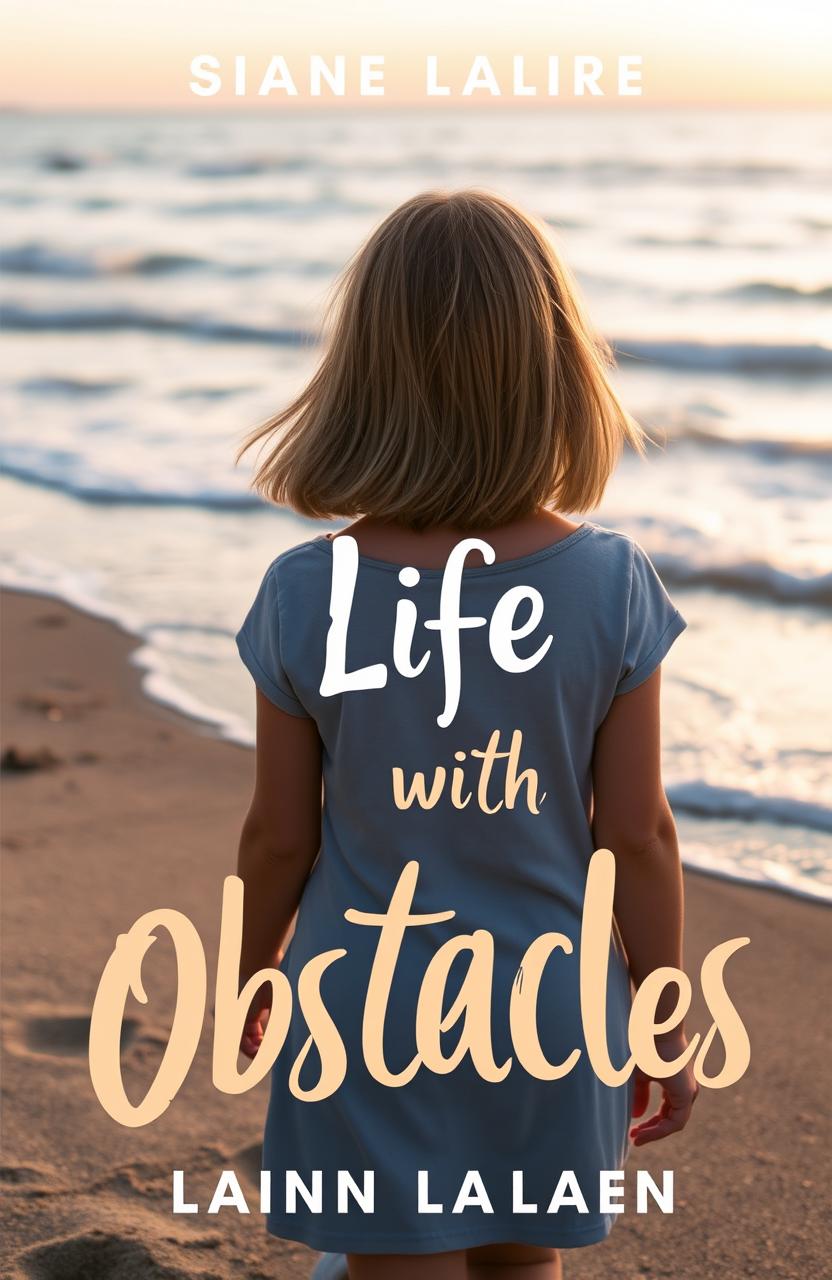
xmin=6 ymin=1011 xmax=140 ymax=1060
xmin=232 ymin=1141 xmax=264 ymax=1188
xmin=0 ymin=1162 xmax=66 ymax=1197
xmin=15 ymin=1230 xmax=197 ymax=1280
xmin=89 ymin=1157 xmax=177 ymax=1200
xmin=1 ymin=746 xmax=63 ymax=774
xmin=18 ymin=690 xmax=107 ymax=723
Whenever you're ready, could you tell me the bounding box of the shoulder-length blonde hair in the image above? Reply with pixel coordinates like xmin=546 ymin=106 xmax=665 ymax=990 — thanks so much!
xmin=240 ymin=189 xmax=642 ymax=529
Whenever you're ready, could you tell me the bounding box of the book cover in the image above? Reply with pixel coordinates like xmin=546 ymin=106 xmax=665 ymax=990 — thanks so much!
xmin=1 ymin=5 xmax=829 ymax=1279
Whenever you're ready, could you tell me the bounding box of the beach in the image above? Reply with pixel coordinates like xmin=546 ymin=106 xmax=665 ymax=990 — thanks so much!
xmin=1 ymin=586 xmax=829 ymax=1279
xmin=3 ymin=106 xmax=830 ymax=903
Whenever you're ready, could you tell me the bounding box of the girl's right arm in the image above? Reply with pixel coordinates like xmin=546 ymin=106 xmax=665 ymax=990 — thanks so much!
xmin=591 ymin=668 xmax=698 ymax=1145
xmin=236 ymin=688 xmax=323 ymax=1058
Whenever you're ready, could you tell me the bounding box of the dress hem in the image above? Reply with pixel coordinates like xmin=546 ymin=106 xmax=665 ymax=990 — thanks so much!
xmin=265 ymin=1216 xmax=612 ymax=1254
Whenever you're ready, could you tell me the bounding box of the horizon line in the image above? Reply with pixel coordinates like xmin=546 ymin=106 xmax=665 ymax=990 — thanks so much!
xmin=2 ymin=100 xmax=830 ymax=114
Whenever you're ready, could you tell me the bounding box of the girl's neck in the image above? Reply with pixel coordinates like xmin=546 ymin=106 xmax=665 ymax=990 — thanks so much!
xmin=333 ymin=509 xmax=583 ymax=570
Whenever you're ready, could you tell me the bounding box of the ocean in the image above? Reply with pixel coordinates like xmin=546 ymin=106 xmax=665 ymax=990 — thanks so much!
xmin=1 ymin=107 xmax=830 ymax=901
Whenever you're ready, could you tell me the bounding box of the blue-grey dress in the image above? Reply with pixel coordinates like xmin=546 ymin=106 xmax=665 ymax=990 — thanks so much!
xmin=236 ymin=522 xmax=686 ymax=1253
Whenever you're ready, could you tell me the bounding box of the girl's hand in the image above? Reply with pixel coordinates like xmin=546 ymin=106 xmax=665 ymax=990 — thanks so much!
xmin=240 ymin=982 xmax=273 ymax=1060
xmin=630 ymin=1035 xmax=699 ymax=1146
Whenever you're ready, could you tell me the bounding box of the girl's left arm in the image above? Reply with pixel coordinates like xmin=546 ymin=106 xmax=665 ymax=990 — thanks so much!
xmin=236 ymin=689 xmax=322 ymax=1056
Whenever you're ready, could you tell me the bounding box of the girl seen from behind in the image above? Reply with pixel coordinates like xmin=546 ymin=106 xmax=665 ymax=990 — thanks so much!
xmin=235 ymin=190 xmax=695 ymax=1280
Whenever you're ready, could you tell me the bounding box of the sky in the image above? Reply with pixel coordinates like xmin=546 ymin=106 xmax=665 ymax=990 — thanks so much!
xmin=3 ymin=0 xmax=831 ymax=109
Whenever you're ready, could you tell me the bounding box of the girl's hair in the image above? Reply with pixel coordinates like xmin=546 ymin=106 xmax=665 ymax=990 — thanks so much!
xmin=240 ymin=189 xmax=643 ymax=529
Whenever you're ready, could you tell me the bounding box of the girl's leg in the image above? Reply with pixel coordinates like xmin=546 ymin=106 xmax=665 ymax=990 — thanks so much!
xmin=467 ymin=1243 xmax=562 ymax=1279
xmin=347 ymin=1250 xmax=467 ymax=1280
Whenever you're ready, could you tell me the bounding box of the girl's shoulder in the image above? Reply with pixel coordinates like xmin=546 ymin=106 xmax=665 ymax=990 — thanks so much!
xmin=259 ymin=535 xmax=334 ymax=593
xmin=526 ymin=521 xmax=646 ymax=597
xmin=267 ymin=535 xmax=331 ymax=569
xmin=579 ymin=523 xmax=686 ymax=694
xmin=579 ymin=520 xmax=641 ymax=563
xmin=575 ymin=521 xmax=674 ymax=604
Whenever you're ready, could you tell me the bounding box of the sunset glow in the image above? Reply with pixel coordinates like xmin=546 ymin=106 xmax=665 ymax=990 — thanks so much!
xmin=3 ymin=0 xmax=830 ymax=109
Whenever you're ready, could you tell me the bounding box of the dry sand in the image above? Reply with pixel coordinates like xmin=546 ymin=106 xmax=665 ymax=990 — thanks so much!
xmin=1 ymin=588 xmax=829 ymax=1279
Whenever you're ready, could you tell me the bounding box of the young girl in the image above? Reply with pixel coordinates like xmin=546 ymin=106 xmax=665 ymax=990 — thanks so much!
xmin=235 ymin=190 xmax=696 ymax=1280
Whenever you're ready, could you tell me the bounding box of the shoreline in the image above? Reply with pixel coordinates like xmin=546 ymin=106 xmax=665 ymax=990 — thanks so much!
xmin=1 ymin=584 xmax=830 ymax=1278
xmin=2 ymin=575 xmax=829 ymax=904
xmin=0 ymin=575 xmax=255 ymax=749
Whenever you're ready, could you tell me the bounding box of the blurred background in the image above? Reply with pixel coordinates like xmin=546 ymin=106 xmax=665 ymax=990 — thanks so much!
xmin=1 ymin=3 xmax=830 ymax=902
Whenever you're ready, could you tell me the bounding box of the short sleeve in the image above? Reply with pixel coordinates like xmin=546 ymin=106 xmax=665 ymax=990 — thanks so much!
xmin=615 ymin=541 xmax=686 ymax=695
xmin=236 ymin=562 xmax=310 ymax=717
